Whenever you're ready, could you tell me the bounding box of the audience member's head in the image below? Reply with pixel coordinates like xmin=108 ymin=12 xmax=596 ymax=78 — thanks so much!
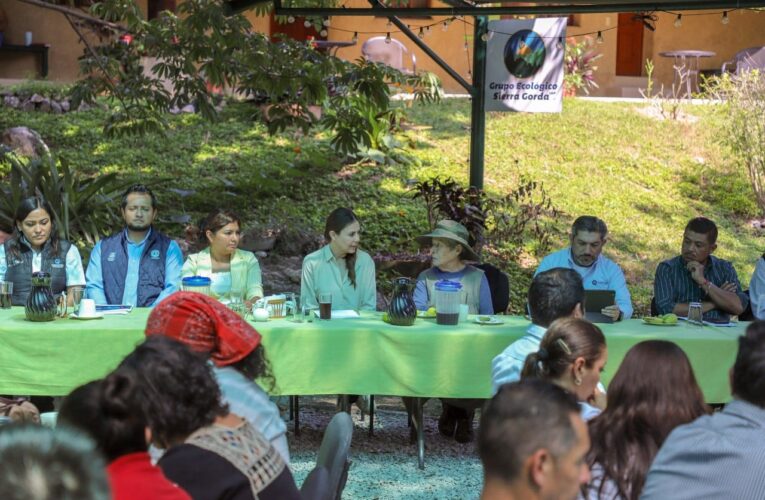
xmin=521 ymin=318 xmax=607 ymax=403
xmin=58 ymin=373 xmax=148 ymax=462
xmin=570 ymin=216 xmax=608 ymax=267
xmin=528 ymin=268 xmax=585 ymax=327
xmin=586 ymin=340 xmax=708 ymax=500
xmin=0 ymin=424 xmax=109 ymax=500
xmin=731 ymin=321 xmax=765 ymax=408
xmin=682 ymin=217 xmax=718 ymax=263
xmin=145 ymin=291 xmax=275 ymax=390
xmin=117 ymin=336 xmax=228 ymax=448
xmin=120 ymin=184 xmax=157 ymax=232
xmin=479 ymin=379 xmax=590 ymax=500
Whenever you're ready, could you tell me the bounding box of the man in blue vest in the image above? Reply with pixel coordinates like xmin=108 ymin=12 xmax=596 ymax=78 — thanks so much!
xmin=85 ymin=185 xmax=182 ymax=307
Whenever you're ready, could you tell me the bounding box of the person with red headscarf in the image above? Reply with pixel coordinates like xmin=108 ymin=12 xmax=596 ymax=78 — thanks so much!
xmin=145 ymin=292 xmax=289 ymax=464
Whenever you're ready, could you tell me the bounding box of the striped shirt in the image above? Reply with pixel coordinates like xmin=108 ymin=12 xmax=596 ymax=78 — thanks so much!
xmin=653 ymin=255 xmax=748 ymax=321
xmin=642 ymin=400 xmax=765 ymax=499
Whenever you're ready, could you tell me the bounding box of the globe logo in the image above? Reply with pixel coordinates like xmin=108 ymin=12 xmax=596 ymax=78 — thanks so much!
xmin=504 ymin=30 xmax=546 ymax=78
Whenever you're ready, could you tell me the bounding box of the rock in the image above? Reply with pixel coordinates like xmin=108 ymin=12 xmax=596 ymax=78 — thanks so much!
xmin=272 ymin=227 xmax=324 ymax=257
xmin=30 ymin=93 xmax=44 ymax=103
xmin=259 ymin=255 xmax=303 ymax=296
xmin=77 ymin=101 xmax=91 ymax=112
xmin=21 ymin=99 xmax=36 ymax=112
xmin=3 ymin=95 xmax=20 ymax=108
xmin=180 ymin=104 xmax=196 ymax=113
xmin=38 ymin=98 xmax=51 ymax=113
xmin=50 ymin=100 xmax=63 ymax=114
xmin=169 ymin=106 xmax=181 ymax=115
xmin=255 ymin=251 xmax=268 ymax=259
xmin=240 ymin=227 xmax=278 ymax=253
xmin=60 ymin=100 xmax=70 ymax=112
xmin=1 ymin=126 xmax=48 ymax=158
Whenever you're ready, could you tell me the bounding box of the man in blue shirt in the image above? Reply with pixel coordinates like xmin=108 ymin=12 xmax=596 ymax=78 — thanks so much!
xmin=654 ymin=217 xmax=747 ymax=322
xmin=85 ymin=185 xmax=182 ymax=307
xmin=535 ymin=216 xmax=632 ymax=321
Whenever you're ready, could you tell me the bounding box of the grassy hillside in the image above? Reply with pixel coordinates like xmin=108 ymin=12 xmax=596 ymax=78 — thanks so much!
xmin=1 ymin=96 xmax=761 ymax=315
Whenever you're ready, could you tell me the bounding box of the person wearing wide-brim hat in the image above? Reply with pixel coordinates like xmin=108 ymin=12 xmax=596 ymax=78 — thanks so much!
xmin=413 ymin=219 xmax=493 ymax=316
xmin=412 ymin=219 xmax=494 ymax=444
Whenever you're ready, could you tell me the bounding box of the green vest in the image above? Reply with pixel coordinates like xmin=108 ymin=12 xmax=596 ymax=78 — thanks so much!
xmin=422 ymin=265 xmax=485 ymax=314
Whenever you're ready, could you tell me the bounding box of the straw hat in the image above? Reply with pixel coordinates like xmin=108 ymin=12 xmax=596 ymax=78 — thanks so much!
xmin=416 ymin=220 xmax=480 ymax=262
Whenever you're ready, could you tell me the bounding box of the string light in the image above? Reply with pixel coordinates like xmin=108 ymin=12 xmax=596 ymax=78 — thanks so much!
xmin=721 ymin=11 xmax=730 ymax=24
xmin=556 ymin=36 xmax=564 ymax=49
xmin=352 ymin=32 xmax=358 ymax=43
xmin=425 ymin=26 xmax=431 ymax=34
xmin=287 ymin=15 xmax=295 ymax=24
xmin=323 ymin=18 xmax=331 ymax=27
xmin=596 ymin=31 xmax=604 ymax=44
xmin=442 ymin=20 xmax=450 ymax=31
xmin=303 ymin=20 xmax=311 ymax=28
xmin=320 ymin=29 xmax=328 ymax=37
xmin=418 ymin=27 xmax=425 ymax=38
xmin=674 ymin=14 xmax=682 ymax=27
xmin=480 ymin=32 xmax=489 ymax=42
xmin=385 ymin=32 xmax=391 ymax=43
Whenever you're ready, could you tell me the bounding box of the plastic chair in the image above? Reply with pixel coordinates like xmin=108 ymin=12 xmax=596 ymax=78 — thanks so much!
xmin=300 ymin=466 xmax=331 ymax=500
xmin=361 ymin=36 xmax=417 ymax=74
xmin=722 ymin=47 xmax=765 ymax=75
xmin=475 ymin=263 xmax=510 ymax=314
xmin=315 ymin=412 xmax=353 ymax=500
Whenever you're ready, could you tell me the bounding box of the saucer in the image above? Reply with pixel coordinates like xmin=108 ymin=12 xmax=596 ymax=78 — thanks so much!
xmin=70 ymin=312 xmax=104 ymax=320
xmin=475 ymin=316 xmax=503 ymax=325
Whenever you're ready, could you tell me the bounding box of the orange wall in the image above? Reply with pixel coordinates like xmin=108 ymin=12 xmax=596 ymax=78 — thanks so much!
xmin=1 ymin=0 xmax=764 ymax=96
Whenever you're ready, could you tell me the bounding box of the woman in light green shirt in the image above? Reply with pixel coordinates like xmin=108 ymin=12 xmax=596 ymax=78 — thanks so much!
xmin=301 ymin=207 xmax=376 ymax=311
xmin=182 ymin=210 xmax=263 ymax=305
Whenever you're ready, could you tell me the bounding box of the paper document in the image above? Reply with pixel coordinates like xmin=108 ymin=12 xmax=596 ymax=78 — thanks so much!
xmin=314 ymin=309 xmax=360 ymax=319
xmin=95 ymin=304 xmax=134 ymax=315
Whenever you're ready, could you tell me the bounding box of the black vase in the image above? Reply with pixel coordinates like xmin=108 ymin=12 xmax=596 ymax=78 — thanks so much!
xmin=25 ymin=272 xmax=56 ymax=322
xmin=387 ymin=277 xmax=417 ymax=326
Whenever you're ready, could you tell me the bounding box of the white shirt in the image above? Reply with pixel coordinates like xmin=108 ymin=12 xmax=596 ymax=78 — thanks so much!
xmin=0 ymin=243 xmax=86 ymax=286
xmin=749 ymin=257 xmax=765 ymax=320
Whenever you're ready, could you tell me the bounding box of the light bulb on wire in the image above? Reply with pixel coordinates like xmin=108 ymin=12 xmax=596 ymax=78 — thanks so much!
xmin=480 ymin=32 xmax=489 ymax=42
xmin=387 ymin=19 xmax=393 ymax=28
xmin=287 ymin=15 xmax=295 ymax=24
xmin=304 ymin=20 xmax=311 ymax=28
xmin=320 ymin=29 xmax=328 ymax=37
xmin=418 ymin=27 xmax=425 ymax=39
xmin=385 ymin=32 xmax=391 ymax=44
xmin=596 ymin=31 xmax=604 ymax=44
xmin=674 ymin=14 xmax=682 ymax=27
xmin=352 ymin=32 xmax=358 ymax=43
xmin=442 ymin=20 xmax=449 ymax=31
xmin=323 ymin=18 xmax=330 ymax=27
xmin=721 ymin=11 xmax=730 ymax=24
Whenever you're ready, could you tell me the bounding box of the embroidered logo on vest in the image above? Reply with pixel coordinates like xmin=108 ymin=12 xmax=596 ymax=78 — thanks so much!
xmin=51 ymin=258 xmax=64 ymax=269
xmin=107 ymin=252 xmax=116 ymax=262
xmin=150 ymin=249 xmax=160 ymax=259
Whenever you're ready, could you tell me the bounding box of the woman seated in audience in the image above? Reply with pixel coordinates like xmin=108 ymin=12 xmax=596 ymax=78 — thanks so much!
xmin=58 ymin=375 xmax=191 ymax=500
xmin=521 ymin=317 xmax=607 ymax=420
xmin=0 ymin=196 xmax=85 ymax=305
xmin=413 ymin=219 xmax=493 ymax=315
xmin=118 ymin=336 xmax=300 ymax=500
xmin=182 ymin=209 xmax=262 ymax=305
xmin=301 ymin=207 xmax=376 ymax=311
xmin=581 ymin=340 xmax=708 ymax=500
xmin=145 ymin=291 xmax=289 ymax=463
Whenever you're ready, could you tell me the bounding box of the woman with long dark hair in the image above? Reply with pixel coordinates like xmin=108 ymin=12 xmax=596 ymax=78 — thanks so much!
xmin=118 ymin=336 xmax=300 ymax=500
xmin=182 ymin=209 xmax=263 ymax=305
xmin=145 ymin=291 xmax=288 ymax=463
xmin=300 ymin=207 xmax=376 ymax=311
xmin=58 ymin=375 xmax=191 ymax=500
xmin=521 ymin=317 xmax=608 ymax=420
xmin=0 ymin=196 xmax=85 ymax=305
xmin=581 ymin=340 xmax=709 ymax=500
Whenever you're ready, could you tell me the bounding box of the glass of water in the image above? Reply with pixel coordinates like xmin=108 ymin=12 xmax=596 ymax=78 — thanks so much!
xmin=688 ymin=302 xmax=704 ymax=326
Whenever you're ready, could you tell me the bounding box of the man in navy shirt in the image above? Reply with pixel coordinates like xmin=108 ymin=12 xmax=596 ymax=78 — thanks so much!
xmin=535 ymin=216 xmax=632 ymax=321
xmin=654 ymin=217 xmax=747 ymax=321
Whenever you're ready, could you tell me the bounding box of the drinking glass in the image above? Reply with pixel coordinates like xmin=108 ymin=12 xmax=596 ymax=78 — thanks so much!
xmin=228 ymin=290 xmax=245 ymax=317
xmin=69 ymin=286 xmax=84 ymax=315
xmin=318 ymin=292 xmax=332 ymax=320
xmin=0 ymin=281 xmax=12 ymax=309
xmin=286 ymin=293 xmax=301 ymax=322
xmin=688 ymin=302 xmax=704 ymax=326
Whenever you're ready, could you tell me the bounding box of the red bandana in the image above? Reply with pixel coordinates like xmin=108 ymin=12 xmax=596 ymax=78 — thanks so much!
xmin=145 ymin=292 xmax=262 ymax=366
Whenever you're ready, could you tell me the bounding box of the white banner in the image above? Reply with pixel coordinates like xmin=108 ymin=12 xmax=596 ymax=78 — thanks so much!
xmin=484 ymin=18 xmax=567 ymax=113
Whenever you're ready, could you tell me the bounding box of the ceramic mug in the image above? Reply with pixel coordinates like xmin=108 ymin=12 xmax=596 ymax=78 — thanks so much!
xmin=79 ymin=298 xmax=97 ymax=317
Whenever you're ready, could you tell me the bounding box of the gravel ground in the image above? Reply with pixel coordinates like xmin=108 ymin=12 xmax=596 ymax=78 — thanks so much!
xmin=284 ymin=397 xmax=483 ymax=499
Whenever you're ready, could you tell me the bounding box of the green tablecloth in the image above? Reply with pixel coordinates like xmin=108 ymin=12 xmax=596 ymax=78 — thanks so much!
xmin=0 ymin=308 xmax=744 ymax=402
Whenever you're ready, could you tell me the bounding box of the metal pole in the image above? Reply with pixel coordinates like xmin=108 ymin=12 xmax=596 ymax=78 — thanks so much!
xmin=469 ymin=16 xmax=487 ymax=189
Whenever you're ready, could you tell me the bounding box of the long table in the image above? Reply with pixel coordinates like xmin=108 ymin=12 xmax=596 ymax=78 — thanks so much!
xmin=0 ymin=307 xmax=743 ymax=403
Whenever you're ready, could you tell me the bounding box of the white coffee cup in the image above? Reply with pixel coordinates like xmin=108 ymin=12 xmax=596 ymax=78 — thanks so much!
xmin=253 ymin=308 xmax=269 ymax=322
xmin=24 ymin=32 xmax=32 ymax=46
xmin=40 ymin=412 xmax=58 ymax=428
xmin=79 ymin=298 xmax=97 ymax=317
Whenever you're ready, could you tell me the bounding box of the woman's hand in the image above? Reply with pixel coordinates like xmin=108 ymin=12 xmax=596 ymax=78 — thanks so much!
xmin=588 ymin=386 xmax=607 ymax=410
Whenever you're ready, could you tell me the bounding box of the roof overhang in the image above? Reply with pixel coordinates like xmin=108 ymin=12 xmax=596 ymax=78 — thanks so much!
xmin=227 ymin=0 xmax=765 ymax=17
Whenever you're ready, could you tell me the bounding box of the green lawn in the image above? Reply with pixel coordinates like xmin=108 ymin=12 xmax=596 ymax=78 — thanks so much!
xmin=1 ymin=97 xmax=761 ymax=316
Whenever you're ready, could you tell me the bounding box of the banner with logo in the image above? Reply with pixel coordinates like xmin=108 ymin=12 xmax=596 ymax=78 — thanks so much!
xmin=484 ymin=18 xmax=567 ymax=113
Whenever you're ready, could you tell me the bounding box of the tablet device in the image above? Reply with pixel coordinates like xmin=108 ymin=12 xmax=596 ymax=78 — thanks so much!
xmin=584 ymin=290 xmax=616 ymax=324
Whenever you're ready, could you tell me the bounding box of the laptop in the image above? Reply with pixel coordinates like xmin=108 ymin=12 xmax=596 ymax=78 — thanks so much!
xmin=584 ymin=290 xmax=616 ymax=324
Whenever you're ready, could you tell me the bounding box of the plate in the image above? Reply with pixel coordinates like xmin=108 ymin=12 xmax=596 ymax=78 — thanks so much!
xmin=70 ymin=312 xmax=104 ymax=320
xmin=416 ymin=310 xmax=436 ymax=319
xmin=642 ymin=318 xmax=677 ymax=326
xmin=475 ymin=316 xmax=504 ymax=325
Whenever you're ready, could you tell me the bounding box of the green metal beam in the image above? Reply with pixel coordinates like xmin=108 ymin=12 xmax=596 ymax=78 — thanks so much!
xmin=469 ymin=16 xmax=487 ymax=189
xmin=270 ymin=1 xmax=765 ymax=17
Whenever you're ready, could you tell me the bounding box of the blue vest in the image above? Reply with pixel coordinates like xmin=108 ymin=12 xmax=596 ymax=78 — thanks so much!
xmin=4 ymin=238 xmax=71 ymax=306
xmin=100 ymin=229 xmax=171 ymax=307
